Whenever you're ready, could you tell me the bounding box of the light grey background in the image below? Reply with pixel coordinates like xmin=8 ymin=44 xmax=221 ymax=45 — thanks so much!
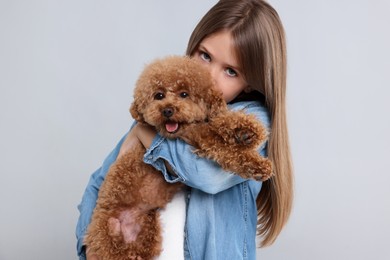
xmin=1 ymin=0 xmax=389 ymax=259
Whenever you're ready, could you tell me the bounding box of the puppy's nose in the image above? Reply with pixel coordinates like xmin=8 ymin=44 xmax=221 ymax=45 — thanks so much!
xmin=162 ymin=107 xmax=174 ymax=118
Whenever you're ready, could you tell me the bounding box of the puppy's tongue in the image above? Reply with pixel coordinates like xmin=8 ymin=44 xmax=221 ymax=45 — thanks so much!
xmin=165 ymin=122 xmax=179 ymax=133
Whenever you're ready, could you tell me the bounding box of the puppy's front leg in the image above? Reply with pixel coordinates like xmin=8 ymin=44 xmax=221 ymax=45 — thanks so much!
xmin=209 ymin=111 xmax=268 ymax=150
xmin=204 ymin=148 xmax=273 ymax=181
xmin=230 ymin=151 xmax=273 ymax=181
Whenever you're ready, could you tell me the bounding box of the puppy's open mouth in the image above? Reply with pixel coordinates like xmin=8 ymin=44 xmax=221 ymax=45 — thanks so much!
xmin=165 ymin=121 xmax=179 ymax=133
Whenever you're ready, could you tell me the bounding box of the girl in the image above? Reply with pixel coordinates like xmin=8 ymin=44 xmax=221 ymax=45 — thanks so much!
xmin=76 ymin=0 xmax=293 ymax=259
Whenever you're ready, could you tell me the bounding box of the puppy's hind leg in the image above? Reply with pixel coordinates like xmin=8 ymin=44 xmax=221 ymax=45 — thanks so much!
xmin=107 ymin=208 xmax=144 ymax=243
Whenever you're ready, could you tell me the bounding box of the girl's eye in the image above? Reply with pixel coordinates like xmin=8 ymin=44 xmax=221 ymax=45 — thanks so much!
xmin=200 ymin=51 xmax=211 ymax=62
xmin=180 ymin=92 xmax=189 ymax=98
xmin=154 ymin=92 xmax=165 ymax=100
xmin=225 ymin=68 xmax=237 ymax=77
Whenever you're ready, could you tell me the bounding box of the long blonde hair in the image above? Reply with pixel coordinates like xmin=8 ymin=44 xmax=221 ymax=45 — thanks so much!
xmin=186 ymin=0 xmax=293 ymax=247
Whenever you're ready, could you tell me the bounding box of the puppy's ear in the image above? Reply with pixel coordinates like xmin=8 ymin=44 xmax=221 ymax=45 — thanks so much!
xmin=207 ymin=88 xmax=228 ymax=118
xmin=129 ymin=100 xmax=145 ymax=123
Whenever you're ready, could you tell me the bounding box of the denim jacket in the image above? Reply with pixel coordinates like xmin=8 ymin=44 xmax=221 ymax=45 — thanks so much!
xmin=76 ymin=100 xmax=270 ymax=260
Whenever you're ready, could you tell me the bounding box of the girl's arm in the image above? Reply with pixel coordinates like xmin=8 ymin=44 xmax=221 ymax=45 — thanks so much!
xmin=139 ymin=130 xmax=256 ymax=194
xmin=137 ymin=101 xmax=270 ymax=194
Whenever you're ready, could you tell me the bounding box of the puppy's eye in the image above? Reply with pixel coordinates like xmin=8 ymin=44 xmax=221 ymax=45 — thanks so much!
xmin=180 ymin=92 xmax=189 ymax=98
xmin=154 ymin=93 xmax=165 ymax=100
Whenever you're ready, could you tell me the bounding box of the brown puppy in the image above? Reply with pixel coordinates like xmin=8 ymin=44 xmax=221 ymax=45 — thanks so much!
xmin=84 ymin=56 xmax=272 ymax=259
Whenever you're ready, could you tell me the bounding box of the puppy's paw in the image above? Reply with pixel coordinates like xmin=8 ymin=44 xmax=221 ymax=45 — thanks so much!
xmin=234 ymin=128 xmax=257 ymax=145
xmin=252 ymin=159 xmax=273 ymax=182
xmin=107 ymin=217 xmax=121 ymax=237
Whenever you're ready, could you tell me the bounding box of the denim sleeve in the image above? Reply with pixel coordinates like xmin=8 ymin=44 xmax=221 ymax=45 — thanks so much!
xmin=143 ymin=101 xmax=270 ymax=195
xmin=75 ymin=131 xmax=129 ymax=259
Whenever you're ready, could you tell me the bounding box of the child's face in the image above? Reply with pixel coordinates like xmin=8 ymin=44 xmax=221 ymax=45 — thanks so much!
xmin=193 ymin=30 xmax=248 ymax=103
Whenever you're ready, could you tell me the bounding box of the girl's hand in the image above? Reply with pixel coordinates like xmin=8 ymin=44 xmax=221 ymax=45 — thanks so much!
xmin=118 ymin=124 xmax=156 ymax=159
xmin=118 ymin=125 xmax=142 ymax=159
xmin=134 ymin=123 xmax=157 ymax=149
xmin=121 ymin=124 xmax=175 ymax=175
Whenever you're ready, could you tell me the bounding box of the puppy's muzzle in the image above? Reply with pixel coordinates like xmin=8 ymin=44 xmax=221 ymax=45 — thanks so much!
xmin=162 ymin=107 xmax=174 ymax=118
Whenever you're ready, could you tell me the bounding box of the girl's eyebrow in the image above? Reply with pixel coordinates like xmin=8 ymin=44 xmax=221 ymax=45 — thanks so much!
xmin=198 ymin=44 xmax=211 ymax=56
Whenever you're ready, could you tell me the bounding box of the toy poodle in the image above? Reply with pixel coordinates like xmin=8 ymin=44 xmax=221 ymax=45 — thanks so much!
xmin=84 ymin=56 xmax=273 ymax=259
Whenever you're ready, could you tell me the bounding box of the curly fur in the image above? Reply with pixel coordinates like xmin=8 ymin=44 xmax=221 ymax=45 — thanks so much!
xmin=84 ymin=56 xmax=273 ymax=259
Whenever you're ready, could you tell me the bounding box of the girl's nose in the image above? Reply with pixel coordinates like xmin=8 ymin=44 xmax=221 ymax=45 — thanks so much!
xmin=209 ymin=66 xmax=219 ymax=89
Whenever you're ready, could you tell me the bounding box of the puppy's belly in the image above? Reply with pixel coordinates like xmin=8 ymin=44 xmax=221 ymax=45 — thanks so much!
xmin=158 ymin=190 xmax=186 ymax=260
